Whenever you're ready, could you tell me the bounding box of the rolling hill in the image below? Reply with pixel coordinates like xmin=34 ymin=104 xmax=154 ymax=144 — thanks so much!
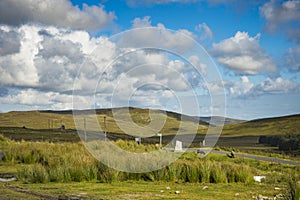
xmin=0 ymin=107 xmax=299 ymax=137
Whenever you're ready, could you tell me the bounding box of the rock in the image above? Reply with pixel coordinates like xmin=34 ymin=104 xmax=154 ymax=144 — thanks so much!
xmin=0 ymin=177 xmax=17 ymax=182
xmin=166 ymin=186 xmax=171 ymax=190
xmin=274 ymin=194 xmax=284 ymax=199
xmin=175 ymin=190 xmax=180 ymax=194
xmin=202 ymin=186 xmax=208 ymax=190
xmin=256 ymin=195 xmax=271 ymax=200
xmin=253 ymin=176 xmax=266 ymax=182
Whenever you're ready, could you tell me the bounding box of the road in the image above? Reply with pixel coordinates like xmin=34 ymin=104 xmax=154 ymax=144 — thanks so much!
xmin=211 ymin=150 xmax=300 ymax=166
xmin=169 ymin=148 xmax=300 ymax=166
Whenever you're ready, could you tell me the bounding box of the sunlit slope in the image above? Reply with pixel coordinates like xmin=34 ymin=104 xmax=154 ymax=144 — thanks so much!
xmin=0 ymin=108 xmax=299 ymax=136
xmin=221 ymin=114 xmax=300 ymax=136
xmin=0 ymin=107 xmax=208 ymax=135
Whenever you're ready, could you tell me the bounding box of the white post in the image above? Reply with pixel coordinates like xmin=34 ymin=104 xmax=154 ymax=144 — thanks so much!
xmin=157 ymin=133 xmax=162 ymax=147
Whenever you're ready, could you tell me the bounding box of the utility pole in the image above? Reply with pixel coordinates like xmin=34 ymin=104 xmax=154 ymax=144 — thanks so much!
xmin=104 ymin=116 xmax=107 ymax=141
xmin=84 ymin=117 xmax=86 ymax=142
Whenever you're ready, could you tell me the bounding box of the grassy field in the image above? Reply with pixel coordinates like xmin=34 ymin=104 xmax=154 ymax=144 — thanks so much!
xmin=0 ymin=181 xmax=289 ymax=200
xmin=0 ymin=141 xmax=299 ymax=199
xmin=0 ymin=134 xmax=299 ymax=199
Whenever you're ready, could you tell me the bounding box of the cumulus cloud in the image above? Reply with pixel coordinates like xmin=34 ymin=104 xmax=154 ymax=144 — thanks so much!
xmin=0 ymin=29 xmax=21 ymax=56
xmin=0 ymin=0 xmax=115 ymax=31
xmin=0 ymin=88 xmax=88 ymax=110
xmin=212 ymin=31 xmax=276 ymax=75
xmin=195 ymin=23 xmax=213 ymax=41
xmin=118 ymin=16 xmax=196 ymax=54
xmin=228 ymin=76 xmax=254 ymax=97
xmin=0 ymin=23 xmax=206 ymax=109
xmin=126 ymin=0 xmax=201 ymax=7
xmin=285 ymin=46 xmax=300 ymax=72
xmin=260 ymin=0 xmax=300 ymax=43
xmin=252 ymin=77 xmax=299 ymax=96
xmin=228 ymin=76 xmax=299 ymax=97
xmin=260 ymin=0 xmax=300 ymax=31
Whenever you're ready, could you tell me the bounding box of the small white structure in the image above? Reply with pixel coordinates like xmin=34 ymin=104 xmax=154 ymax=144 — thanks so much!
xmin=135 ymin=137 xmax=141 ymax=145
xmin=175 ymin=140 xmax=182 ymax=152
xmin=253 ymin=176 xmax=266 ymax=182
xmin=157 ymin=133 xmax=162 ymax=146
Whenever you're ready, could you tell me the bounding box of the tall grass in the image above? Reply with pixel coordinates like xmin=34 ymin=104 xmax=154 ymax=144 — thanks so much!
xmin=285 ymin=174 xmax=300 ymax=200
xmin=0 ymin=136 xmax=255 ymax=184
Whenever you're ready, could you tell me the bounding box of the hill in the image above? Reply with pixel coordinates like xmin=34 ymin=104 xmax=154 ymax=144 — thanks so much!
xmin=0 ymin=107 xmax=208 ymax=135
xmin=221 ymin=114 xmax=300 ymax=136
xmin=197 ymin=116 xmax=245 ymax=125
xmin=0 ymin=107 xmax=299 ymax=137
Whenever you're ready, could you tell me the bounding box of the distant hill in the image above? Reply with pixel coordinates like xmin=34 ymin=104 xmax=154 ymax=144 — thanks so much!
xmin=221 ymin=114 xmax=300 ymax=136
xmin=0 ymin=107 xmax=208 ymax=135
xmin=197 ymin=116 xmax=245 ymax=125
xmin=0 ymin=108 xmax=299 ymax=136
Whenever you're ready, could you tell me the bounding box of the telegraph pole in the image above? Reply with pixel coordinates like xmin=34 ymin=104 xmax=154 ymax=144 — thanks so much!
xmin=104 ymin=116 xmax=107 ymax=141
xmin=84 ymin=117 xmax=86 ymax=142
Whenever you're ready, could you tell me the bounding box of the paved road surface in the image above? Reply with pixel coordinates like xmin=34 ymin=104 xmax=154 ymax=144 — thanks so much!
xmin=211 ymin=150 xmax=300 ymax=166
xmin=169 ymin=148 xmax=300 ymax=166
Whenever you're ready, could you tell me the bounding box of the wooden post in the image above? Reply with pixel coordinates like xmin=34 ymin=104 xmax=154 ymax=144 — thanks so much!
xmin=84 ymin=117 xmax=86 ymax=142
xmin=104 ymin=116 xmax=107 ymax=141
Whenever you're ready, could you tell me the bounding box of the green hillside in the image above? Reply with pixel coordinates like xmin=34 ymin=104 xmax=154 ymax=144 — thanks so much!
xmin=221 ymin=114 xmax=300 ymax=136
xmin=0 ymin=107 xmax=207 ymax=135
xmin=0 ymin=108 xmax=299 ymax=136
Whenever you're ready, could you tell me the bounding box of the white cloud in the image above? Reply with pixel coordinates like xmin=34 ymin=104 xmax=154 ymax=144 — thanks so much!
xmin=188 ymin=55 xmax=206 ymax=75
xmin=212 ymin=31 xmax=276 ymax=75
xmin=118 ymin=16 xmax=196 ymax=54
xmin=0 ymin=23 xmax=205 ymax=109
xmin=0 ymin=0 xmax=115 ymax=31
xmin=228 ymin=76 xmax=299 ymax=97
xmin=260 ymin=0 xmax=300 ymax=32
xmin=286 ymin=46 xmax=300 ymax=72
xmin=252 ymin=77 xmax=299 ymax=96
xmin=195 ymin=23 xmax=213 ymax=41
xmin=132 ymin=16 xmax=152 ymax=28
xmin=0 ymin=29 xmax=21 ymax=56
xmin=260 ymin=0 xmax=300 ymax=43
xmin=126 ymin=0 xmax=201 ymax=7
xmin=228 ymin=76 xmax=254 ymax=97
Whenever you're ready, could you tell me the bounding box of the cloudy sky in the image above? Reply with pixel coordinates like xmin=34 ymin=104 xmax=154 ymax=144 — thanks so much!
xmin=0 ymin=0 xmax=299 ymax=120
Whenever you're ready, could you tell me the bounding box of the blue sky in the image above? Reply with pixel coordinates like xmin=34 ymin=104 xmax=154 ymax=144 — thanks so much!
xmin=0 ymin=0 xmax=299 ymax=120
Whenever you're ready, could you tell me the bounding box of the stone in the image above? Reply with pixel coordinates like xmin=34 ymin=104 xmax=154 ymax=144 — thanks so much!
xmin=253 ymin=176 xmax=266 ymax=182
xmin=202 ymin=186 xmax=208 ymax=190
xmin=174 ymin=140 xmax=182 ymax=152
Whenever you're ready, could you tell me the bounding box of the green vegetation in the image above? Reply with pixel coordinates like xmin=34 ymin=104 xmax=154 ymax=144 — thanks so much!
xmin=1 ymin=108 xmax=299 ymax=136
xmin=259 ymin=135 xmax=300 ymax=153
xmin=0 ymin=108 xmax=299 ymax=199
xmin=0 ymin=181 xmax=288 ymax=200
xmin=0 ymin=134 xmax=299 ymax=199
xmin=1 ymin=137 xmax=255 ymax=184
